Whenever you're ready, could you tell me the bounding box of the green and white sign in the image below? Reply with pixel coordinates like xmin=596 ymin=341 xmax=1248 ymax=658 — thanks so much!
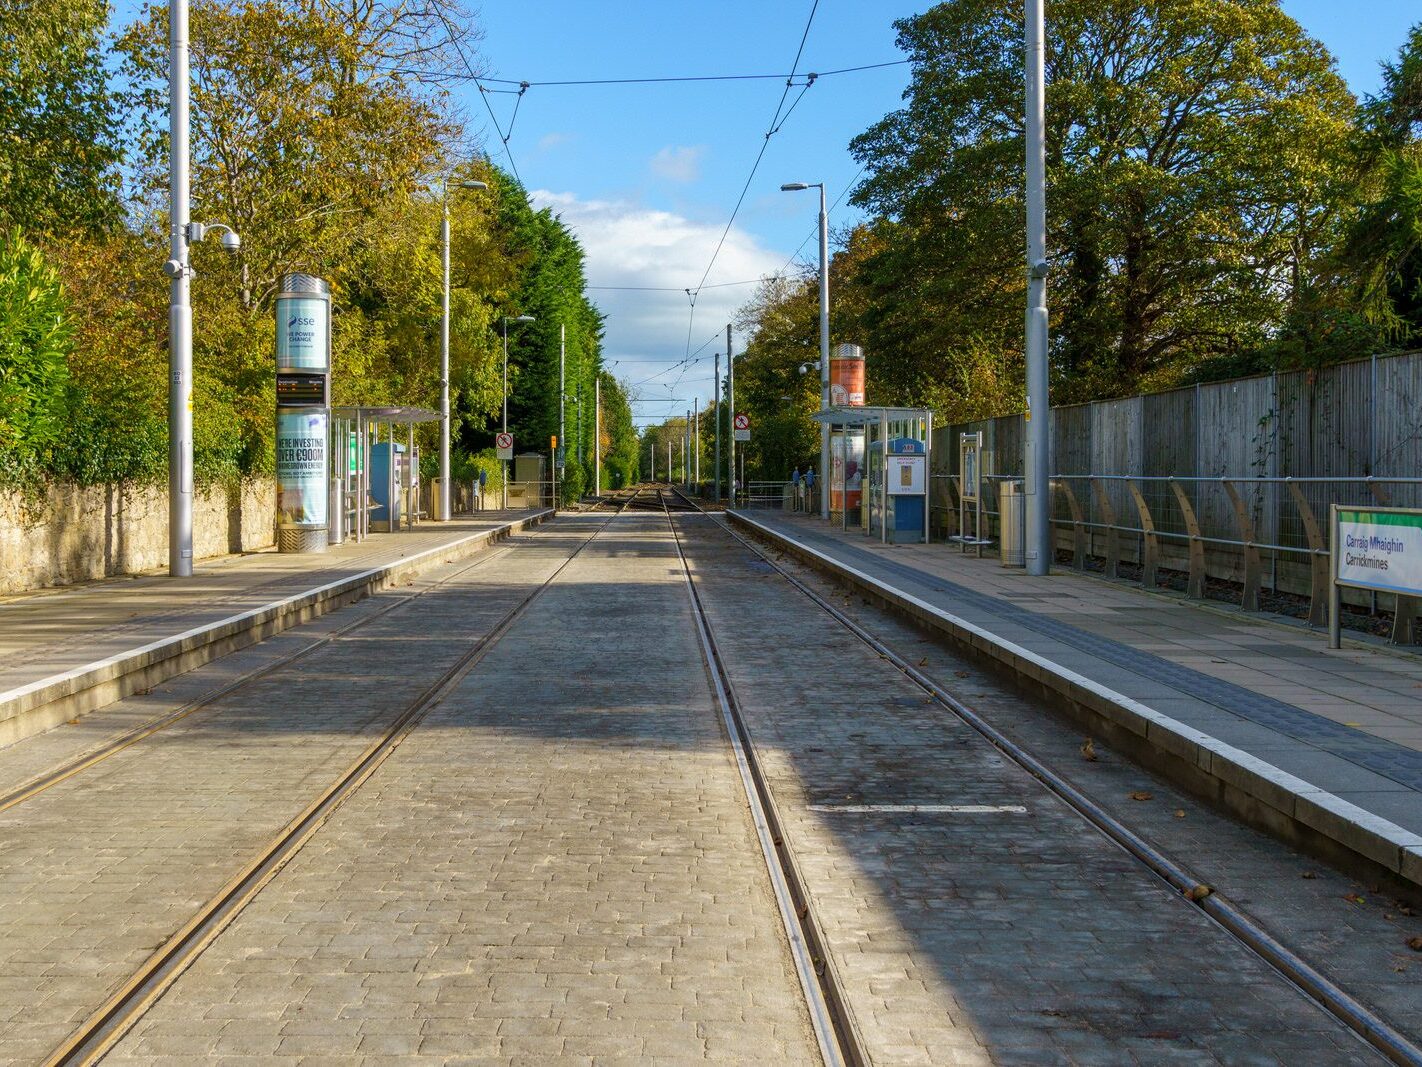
xmin=275 ymin=294 xmax=329 ymax=372
xmin=276 ymin=409 xmax=328 ymax=527
xmin=1335 ymin=508 xmax=1422 ymax=597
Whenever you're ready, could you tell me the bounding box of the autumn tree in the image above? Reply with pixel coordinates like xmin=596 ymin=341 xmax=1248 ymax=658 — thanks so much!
xmin=850 ymin=0 xmax=1357 ymax=406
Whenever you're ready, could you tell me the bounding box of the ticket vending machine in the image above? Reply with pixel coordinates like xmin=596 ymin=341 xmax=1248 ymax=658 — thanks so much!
xmin=880 ymin=437 xmax=926 ymax=543
xmin=369 ymin=441 xmax=406 ymax=531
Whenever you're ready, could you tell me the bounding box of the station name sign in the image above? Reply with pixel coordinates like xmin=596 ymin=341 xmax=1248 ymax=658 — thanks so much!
xmin=1333 ymin=507 xmax=1422 ymax=597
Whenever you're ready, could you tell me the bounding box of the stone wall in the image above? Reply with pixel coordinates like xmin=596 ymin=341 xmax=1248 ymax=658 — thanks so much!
xmin=0 ymin=479 xmax=275 ymax=595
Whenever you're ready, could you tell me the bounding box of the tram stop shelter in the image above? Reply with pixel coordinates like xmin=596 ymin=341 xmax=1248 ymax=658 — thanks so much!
xmin=331 ymin=406 xmax=440 ymax=543
xmin=811 ymin=406 xmax=933 ymax=545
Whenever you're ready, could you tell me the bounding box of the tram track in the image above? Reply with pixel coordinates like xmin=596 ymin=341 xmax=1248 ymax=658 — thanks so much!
xmin=716 ymin=515 xmax=1422 ymax=1066
xmin=658 ymin=489 xmax=866 ymax=1067
xmin=41 ymin=491 xmax=643 ymax=1066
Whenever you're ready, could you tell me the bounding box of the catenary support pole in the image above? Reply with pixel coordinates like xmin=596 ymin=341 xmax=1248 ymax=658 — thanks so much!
xmin=714 ymin=352 xmax=722 ymax=502
xmin=1024 ymin=0 xmax=1051 ymax=575
xmin=167 ymin=0 xmax=193 ymax=577
xmin=817 ymin=184 xmax=830 ymax=520
xmin=694 ymin=406 xmax=700 ymax=488
xmin=594 ymin=375 xmax=601 ymax=496
xmin=727 ymin=324 xmax=735 ymax=507
xmin=559 ymin=323 xmax=566 ymax=492
xmin=501 ymin=319 xmax=509 ymax=510
xmin=438 ymin=194 xmax=451 ymax=521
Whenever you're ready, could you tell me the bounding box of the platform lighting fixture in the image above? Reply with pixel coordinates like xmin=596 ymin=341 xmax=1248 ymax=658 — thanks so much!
xmin=501 ymin=314 xmax=536 ymax=508
xmin=438 ymin=178 xmax=489 ymax=521
xmin=780 ymin=181 xmax=829 ymax=518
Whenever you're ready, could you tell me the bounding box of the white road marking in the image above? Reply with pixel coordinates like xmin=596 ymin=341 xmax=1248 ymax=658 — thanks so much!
xmin=809 ymin=804 xmax=1028 ymax=814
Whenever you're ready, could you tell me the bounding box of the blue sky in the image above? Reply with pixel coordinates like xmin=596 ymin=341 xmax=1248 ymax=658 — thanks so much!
xmin=461 ymin=0 xmax=1420 ymax=420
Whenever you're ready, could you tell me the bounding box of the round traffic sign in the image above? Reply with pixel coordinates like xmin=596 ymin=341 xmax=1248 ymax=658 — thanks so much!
xmin=733 ymin=413 xmax=750 ymax=430
xmin=495 ymin=432 xmax=513 ymax=449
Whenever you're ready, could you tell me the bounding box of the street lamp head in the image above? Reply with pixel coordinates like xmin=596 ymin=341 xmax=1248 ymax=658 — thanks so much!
xmin=457 ymin=180 xmax=489 ymax=190
xmin=780 ymin=182 xmax=810 ymax=191
xmin=515 ymin=314 xmax=536 ymax=323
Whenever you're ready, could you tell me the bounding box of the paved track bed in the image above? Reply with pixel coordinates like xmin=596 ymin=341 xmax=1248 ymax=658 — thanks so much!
xmin=679 ymin=515 xmax=1389 ymax=1065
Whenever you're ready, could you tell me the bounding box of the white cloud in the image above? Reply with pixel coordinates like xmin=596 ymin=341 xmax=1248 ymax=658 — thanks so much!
xmin=649 ymin=145 xmax=705 ymax=184
xmin=535 ymin=131 xmax=573 ymax=153
xmin=530 ymin=189 xmax=788 ymax=409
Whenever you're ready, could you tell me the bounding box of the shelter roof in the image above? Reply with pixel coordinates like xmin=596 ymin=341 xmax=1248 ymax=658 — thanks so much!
xmin=810 ymin=405 xmax=932 ymax=427
xmin=331 ymin=405 xmax=440 ymax=425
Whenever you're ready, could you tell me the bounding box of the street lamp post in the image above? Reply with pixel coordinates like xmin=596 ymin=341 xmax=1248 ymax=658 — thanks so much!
xmin=1024 ymin=0 xmax=1051 ymax=575
xmin=440 ymin=178 xmax=488 ymax=521
xmin=165 ymin=0 xmax=241 ymax=578
xmin=501 ymin=314 xmax=535 ymax=509
xmin=781 ymin=182 xmax=830 ymax=518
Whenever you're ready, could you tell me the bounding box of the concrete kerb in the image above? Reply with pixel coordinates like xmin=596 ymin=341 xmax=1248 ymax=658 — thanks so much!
xmin=726 ymin=509 xmax=1422 ymax=894
xmin=0 ymin=510 xmax=554 ymax=747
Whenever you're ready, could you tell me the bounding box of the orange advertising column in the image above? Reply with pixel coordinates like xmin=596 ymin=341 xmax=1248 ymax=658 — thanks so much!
xmin=829 ymin=343 xmax=866 ymax=514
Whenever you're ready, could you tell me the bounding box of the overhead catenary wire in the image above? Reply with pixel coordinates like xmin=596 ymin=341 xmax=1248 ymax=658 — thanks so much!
xmin=677 ymin=0 xmax=823 ymax=362
xmin=475 ymin=59 xmax=906 ymax=88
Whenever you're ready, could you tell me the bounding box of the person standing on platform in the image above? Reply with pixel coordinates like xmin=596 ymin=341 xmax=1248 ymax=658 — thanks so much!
xmin=804 ymin=466 xmax=815 ymax=514
xmin=791 ymin=467 xmax=802 ymax=511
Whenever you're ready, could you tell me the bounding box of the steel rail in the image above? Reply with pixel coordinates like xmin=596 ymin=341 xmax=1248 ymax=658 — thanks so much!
xmin=722 ymin=519 xmax=1422 ymax=1067
xmin=43 ymin=498 xmax=639 ymax=1067
xmin=0 ymin=527 xmax=548 ymax=815
xmin=660 ymin=494 xmax=864 ymax=1067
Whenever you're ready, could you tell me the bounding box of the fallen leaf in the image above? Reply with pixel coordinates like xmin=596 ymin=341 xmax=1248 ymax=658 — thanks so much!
xmin=1185 ymin=884 xmax=1213 ymax=901
xmin=1344 ymin=894 xmax=1366 ymax=905
xmin=954 ymin=670 xmax=970 ymax=678
xmin=1302 ymin=871 xmax=1318 ymax=880
xmin=1173 ymin=809 xmax=1186 ymax=819
xmin=1400 ymin=906 xmax=1415 ymax=916
xmin=1128 ymin=791 xmax=1153 ymax=801
xmin=1081 ymin=739 xmax=1098 ymax=762
xmin=1408 ymin=937 xmax=1422 ymax=952
xmin=918 ymin=657 xmax=929 ymax=666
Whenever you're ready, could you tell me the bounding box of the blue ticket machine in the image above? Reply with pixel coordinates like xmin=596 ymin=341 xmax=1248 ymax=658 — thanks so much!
xmin=885 ymin=436 xmax=926 ymax=543
xmin=370 ymin=441 xmax=405 ymax=530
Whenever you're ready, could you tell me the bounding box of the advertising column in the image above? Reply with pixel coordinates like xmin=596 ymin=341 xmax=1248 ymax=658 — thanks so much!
xmin=274 ymin=273 xmax=331 ymax=553
xmin=829 ymin=343 xmax=866 ymax=520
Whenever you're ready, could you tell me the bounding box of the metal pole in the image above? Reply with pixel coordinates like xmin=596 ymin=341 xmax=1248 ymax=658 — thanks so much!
xmin=559 ymin=323 xmax=565 ymax=495
xmin=727 ymin=324 xmax=735 ymax=507
xmin=594 ymin=375 xmax=601 ymax=496
xmin=438 ymin=191 xmax=451 ymax=521
xmin=694 ymin=406 xmax=700 ymax=488
xmin=817 ymin=184 xmax=831 ymax=521
xmin=502 ymin=317 xmax=509 ymax=510
xmin=1024 ymin=0 xmax=1051 ymax=576
xmin=167 ymin=0 xmax=193 ymax=577
xmin=714 ymin=352 xmax=722 ymax=503
xmin=576 ymin=386 xmax=583 ymax=467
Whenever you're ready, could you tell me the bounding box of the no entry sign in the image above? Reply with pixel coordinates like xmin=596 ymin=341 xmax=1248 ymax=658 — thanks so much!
xmin=495 ymin=432 xmax=513 ymax=459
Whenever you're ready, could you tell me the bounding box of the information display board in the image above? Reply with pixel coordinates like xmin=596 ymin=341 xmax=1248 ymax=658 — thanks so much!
xmin=276 ymin=409 xmax=329 ymax=527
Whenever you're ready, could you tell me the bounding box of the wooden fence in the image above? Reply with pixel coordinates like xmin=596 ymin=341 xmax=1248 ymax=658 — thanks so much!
xmin=931 ymin=351 xmax=1422 ymax=636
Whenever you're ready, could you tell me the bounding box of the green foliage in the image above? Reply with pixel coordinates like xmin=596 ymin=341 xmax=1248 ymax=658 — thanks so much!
xmin=1339 ymin=23 xmax=1422 ymax=340
xmin=848 ymin=0 xmax=1356 ymax=407
xmin=0 ymin=0 xmax=122 ymax=236
xmin=596 ymin=371 xmax=639 ymax=491
xmin=0 ymin=230 xmax=72 ymax=483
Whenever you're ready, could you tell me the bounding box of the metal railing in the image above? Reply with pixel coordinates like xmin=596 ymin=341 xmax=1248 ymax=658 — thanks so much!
xmin=931 ymin=473 xmax=1422 ymax=639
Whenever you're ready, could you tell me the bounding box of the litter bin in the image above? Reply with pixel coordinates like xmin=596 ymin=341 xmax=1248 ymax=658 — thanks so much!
xmin=999 ymin=480 xmax=1024 ymax=567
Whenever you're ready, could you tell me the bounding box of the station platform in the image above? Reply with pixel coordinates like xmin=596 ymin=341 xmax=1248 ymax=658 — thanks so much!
xmin=0 ymin=509 xmax=552 ymax=747
xmin=728 ymin=509 xmax=1422 ymax=891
